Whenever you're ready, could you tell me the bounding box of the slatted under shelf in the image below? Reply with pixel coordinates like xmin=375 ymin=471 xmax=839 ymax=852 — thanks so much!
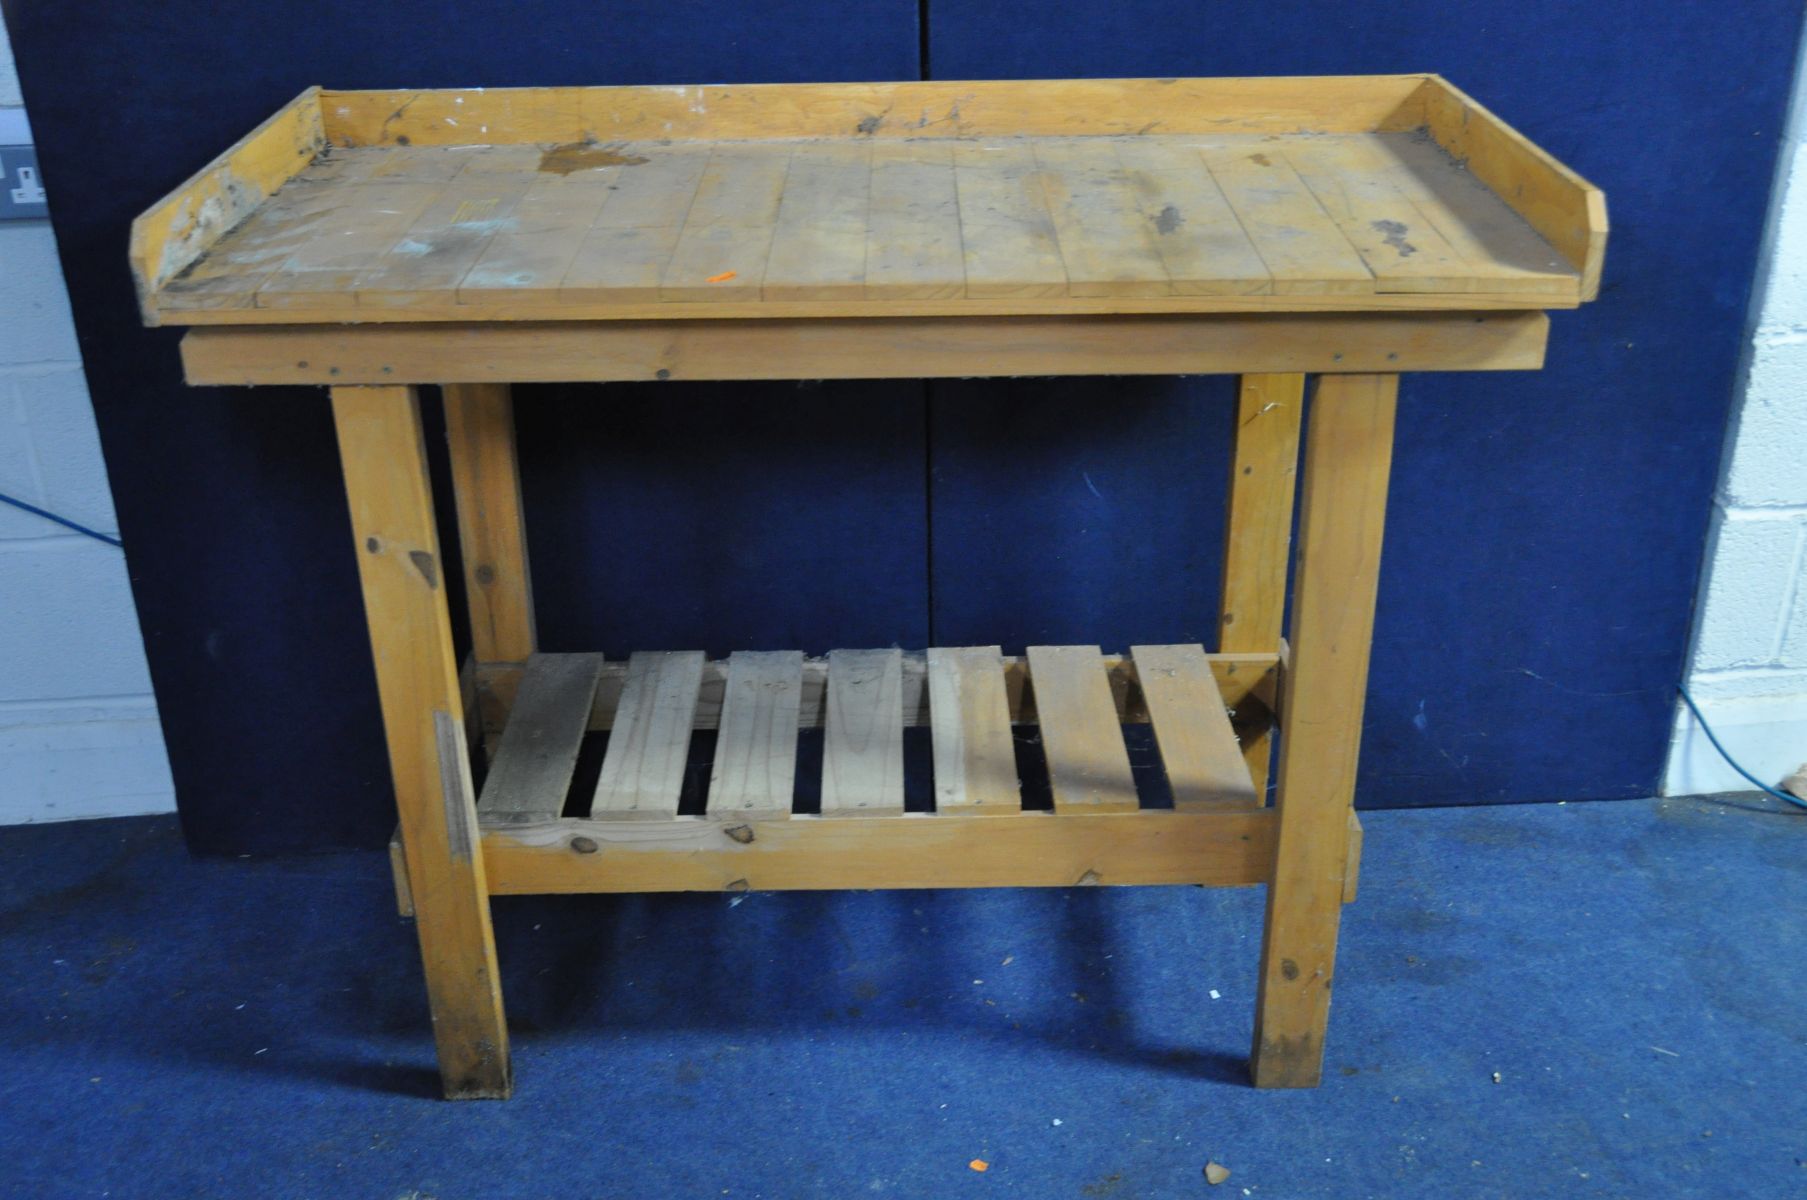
xmin=473 ymin=645 xmax=1259 ymax=826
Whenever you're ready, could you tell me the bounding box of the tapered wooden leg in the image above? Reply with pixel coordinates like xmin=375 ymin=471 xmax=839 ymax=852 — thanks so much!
xmin=1220 ymin=373 xmax=1305 ymax=798
xmin=1250 ymin=373 xmax=1397 ymax=1088
xmin=333 ymin=385 xmax=512 ymax=1100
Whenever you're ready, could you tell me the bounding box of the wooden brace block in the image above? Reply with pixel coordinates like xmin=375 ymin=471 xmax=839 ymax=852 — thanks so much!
xmin=1344 ymin=810 xmax=1364 ymax=905
xmin=389 ymin=826 xmax=415 ymax=918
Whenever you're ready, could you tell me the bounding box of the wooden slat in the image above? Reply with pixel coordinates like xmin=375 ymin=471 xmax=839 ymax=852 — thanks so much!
xmin=1113 ymin=140 xmax=1272 ymax=296
xmin=1287 ymin=136 xmax=1573 ymax=296
xmin=352 ymin=173 xmax=533 ymax=308
xmin=326 ymin=87 xmax=583 ymax=147
xmin=472 ymin=650 xmax=1280 ymax=743
xmin=589 ymin=650 xmax=706 ymax=819
xmin=1033 ymin=139 xmax=1170 ymax=296
xmin=820 ymin=648 xmax=906 ymax=817
xmin=182 ymin=310 xmax=1550 ymax=387
xmin=557 ymin=147 xmax=708 ymax=304
xmin=763 ymin=144 xmax=872 ymax=301
xmin=1130 ymin=644 xmax=1258 ymax=810
xmin=1025 ymin=645 xmax=1139 ymax=813
xmin=865 ymin=142 xmax=965 ymax=299
xmin=322 ymin=78 xmax=1435 ymax=146
xmin=561 ymin=226 xmax=687 ymax=303
xmin=706 ymin=651 xmax=805 ymax=818
xmin=476 ymin=653 xmax=604 ymax=819
xmin=458 ymin=229 xmax=593 ymax=304
xmin=660 ymin=146 xmax=792 ymax=301
xmin=321 ymin=145 xmax=478 ymax=185
xmin=1252 ymin=373 xmax=1397 ymax=1089
xmin=952 ymin=143 xmax=1068 ymax=298
xmin=588 ymin=146 xmax=712 ymax=229
xmin=458 ymin=171 xmax=616 ymax=304
xmin=1198 ymin=147 xmax=1375 ymax=295
xmin=926 ymin=646 xmax=1021 ymax=813
xmin=1286 ymin=137 xmax=1481 ymax=293
xmin=483 ymin=809 xmax=1278 ymax=894
xmin=255 ymin=180 xmax=442 ymax=310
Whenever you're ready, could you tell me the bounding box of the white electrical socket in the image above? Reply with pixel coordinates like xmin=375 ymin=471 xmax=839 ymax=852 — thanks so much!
xmin=0 ymin=147 xmax=48 ymax=217
xmin=11 ymin=165 xmax=45 ymax=205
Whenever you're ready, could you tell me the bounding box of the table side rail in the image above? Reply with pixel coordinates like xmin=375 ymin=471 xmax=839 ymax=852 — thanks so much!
xmin=179 ymin=312 xmax=1549 ymax=386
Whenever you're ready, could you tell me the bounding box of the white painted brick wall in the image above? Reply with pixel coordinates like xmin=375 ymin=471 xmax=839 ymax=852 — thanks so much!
xmin=0 ymin=18 xmax=20 ymax=108
xmin=1665 ymin=25 xmax=1807 ymax=796
xmin=0 ymin=12 xmax=175 ymax=822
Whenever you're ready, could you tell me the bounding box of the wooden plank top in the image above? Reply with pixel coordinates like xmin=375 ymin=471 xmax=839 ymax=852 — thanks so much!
xmin=132 ymin=77 xmax=1605 ymax=326
xmin=149 ymin=132 xmax=1579 ymax=321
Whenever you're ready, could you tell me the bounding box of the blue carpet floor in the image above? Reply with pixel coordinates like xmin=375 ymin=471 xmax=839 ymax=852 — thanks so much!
xmin=1 ymin=795 xmax=1803 ymax=1198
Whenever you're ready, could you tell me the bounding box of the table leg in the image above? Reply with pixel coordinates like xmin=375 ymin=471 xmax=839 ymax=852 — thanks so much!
xmin=444 ymin=383 xmax=536 ymax=761
xmin=1220 ymin=373 xmax=1305 ymax=798
xmin=332 ymin=385 xmax=512 ymax=1100
xmin=1250 ymin=373 xmax=1397 ymax=1088
xmin=444 ymin=383 xmax=536 ymax=670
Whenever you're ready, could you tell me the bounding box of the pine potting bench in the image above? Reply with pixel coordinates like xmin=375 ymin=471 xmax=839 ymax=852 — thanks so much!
xmin=131 ymin=75 xmax=1605 ymax=1098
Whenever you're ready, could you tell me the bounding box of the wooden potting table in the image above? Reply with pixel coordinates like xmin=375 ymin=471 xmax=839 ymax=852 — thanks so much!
xmin=132 ymin=75 xmax=1605 ymax=1098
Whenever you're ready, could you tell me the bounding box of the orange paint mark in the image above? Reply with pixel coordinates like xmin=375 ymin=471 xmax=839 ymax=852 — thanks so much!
xmin=968 ymin=1160 xmax=989 ymax=1173
xmin=706 ymin=270 xmax=738 ymax=283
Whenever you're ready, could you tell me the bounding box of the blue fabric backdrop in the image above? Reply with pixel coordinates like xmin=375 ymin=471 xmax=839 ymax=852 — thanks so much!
xmin=2 ymin=0 xmax=1799 ymax=851
xmin=924 ymin=1 xmax=1806 ymax=807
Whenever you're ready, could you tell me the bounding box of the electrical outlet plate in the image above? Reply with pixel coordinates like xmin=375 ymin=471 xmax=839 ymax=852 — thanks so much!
xmin=0 ymin=147 xmax=48 ymax=219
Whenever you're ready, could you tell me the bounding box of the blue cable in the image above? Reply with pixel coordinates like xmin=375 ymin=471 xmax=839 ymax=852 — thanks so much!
xmin=0 ymin=490 xmax=122 ymax=548
xmin=1677 ymin=684 xmax=1807 ymax=809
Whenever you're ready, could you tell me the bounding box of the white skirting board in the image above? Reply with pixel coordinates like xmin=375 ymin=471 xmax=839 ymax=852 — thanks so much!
xmin=1662 ymin=689 xmax=1807 ymax=797
xmin=0 ymin=702 xmax=176 ymax=823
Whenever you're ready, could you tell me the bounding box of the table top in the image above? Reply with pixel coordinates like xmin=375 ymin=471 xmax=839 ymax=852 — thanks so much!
xmin=131 ymin=77 xmax=1606 ymax=326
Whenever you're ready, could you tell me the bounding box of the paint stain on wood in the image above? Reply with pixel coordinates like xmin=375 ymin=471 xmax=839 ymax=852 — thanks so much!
xmin=1371 ymin=219 xmax=1418 ymax=257
xmin=538 ymin=141 xmax=649 ymax=175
